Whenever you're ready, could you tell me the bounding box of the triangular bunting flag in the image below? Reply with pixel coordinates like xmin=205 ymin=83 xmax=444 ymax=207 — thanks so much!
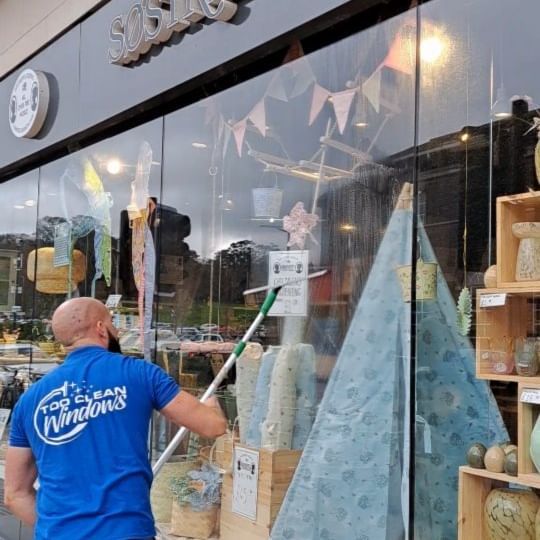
xmin=248 ymin=99 xmax=266 ymax=136
xmin=232 ymin=119 xmax=247 ymax=157
xmin=383 ymin=33 xmax=414 ymax=75
xmin=309 ymin=84 xmax=330 ymax=125
xmin=266 ymin=72 xmax=289 ymax=102
xmin=331 ymin=89 xmax=356 ymax=134
xmin=362 ymin=67 xmax=382 ymax=113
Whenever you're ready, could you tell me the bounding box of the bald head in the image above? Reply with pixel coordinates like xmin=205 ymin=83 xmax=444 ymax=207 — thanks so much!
xmin=52 ymin=297 xmax=111 ymax=347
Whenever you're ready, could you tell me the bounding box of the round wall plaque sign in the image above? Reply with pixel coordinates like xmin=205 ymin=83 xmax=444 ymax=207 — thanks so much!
xmin=8 ymin=69 xmax=50 ymax=139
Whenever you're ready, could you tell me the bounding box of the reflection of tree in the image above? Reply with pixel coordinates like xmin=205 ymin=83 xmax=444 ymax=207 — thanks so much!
xmin=210 ymin=240 xmax=278 ymax=304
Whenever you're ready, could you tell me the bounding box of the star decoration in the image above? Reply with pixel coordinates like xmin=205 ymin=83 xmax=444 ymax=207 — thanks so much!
xmin=282 ymin=202 xmax=319 ymax=249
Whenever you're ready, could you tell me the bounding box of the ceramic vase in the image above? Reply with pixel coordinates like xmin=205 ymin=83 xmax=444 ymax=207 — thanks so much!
xmin=530 ymin=413 xmax=540 ymax=473
xmin=513 ymin=222 xmax=540 ymax=281
xmin=484 ymin=488 xmax=538 ymax=540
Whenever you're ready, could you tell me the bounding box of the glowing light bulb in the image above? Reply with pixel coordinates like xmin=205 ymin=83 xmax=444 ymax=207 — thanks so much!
xmin=106 ymin=158 xmax=122 ymax=175
xmin=421 ymin=36 xmax=444 ymax=63
xmin=460 ymin=133 xmax=469 ymax=142
xmin=192 ymin=142 xmax=208 ymax=149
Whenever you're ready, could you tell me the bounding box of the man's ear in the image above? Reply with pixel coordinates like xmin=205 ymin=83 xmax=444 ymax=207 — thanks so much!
xmin=96 ymin=320 xmax=107 ymax=339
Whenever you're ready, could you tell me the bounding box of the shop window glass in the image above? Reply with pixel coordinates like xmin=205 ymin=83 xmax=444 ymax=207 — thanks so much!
xmin=414 ymin=0 xmax=540 ymax=538
xmin=0 ymin=171 xmax=38 ymax=540
xmin=154 ymin=9 xmax=417 ymax=539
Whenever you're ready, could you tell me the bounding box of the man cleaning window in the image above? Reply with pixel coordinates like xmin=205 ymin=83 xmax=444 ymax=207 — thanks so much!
xmin=4 ymin=297 xmax=227 ymax=540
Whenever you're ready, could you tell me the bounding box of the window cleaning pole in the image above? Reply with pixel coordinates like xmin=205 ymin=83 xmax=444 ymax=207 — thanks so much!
xmin=152 ymin=269 xmax=327 ymax=477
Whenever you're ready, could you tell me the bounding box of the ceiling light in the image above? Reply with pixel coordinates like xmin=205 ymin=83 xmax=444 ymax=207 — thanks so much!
xmin=13 ymin=205 xmax=25 ymax=210
xmin=192 ymin=142 xmax=208 ymax=149
xmin=420 ymin=36 xmax=444 ymax=64
xmin=24 ymin=199 xmax=36 ymax=207
xmin=340 ymin=224 xmax=356 ymax=232
xmin=106 ymin=158 xmax=123 ymax=175
xmin=355 ymin=122 xmax=368 ymax=128
xmin=460 ymin=133 xmax=469 ymax=143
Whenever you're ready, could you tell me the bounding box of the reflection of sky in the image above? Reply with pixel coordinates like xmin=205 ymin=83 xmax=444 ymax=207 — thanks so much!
xmin=0 ymin=171 xmax=39 ymax=235
xmin=4 ymin=0 xmax=540 ymax=260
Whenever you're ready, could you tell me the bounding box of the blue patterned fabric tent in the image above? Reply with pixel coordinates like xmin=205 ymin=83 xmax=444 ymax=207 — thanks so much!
xmin=270 ymin=204 xmax=507 ymax=540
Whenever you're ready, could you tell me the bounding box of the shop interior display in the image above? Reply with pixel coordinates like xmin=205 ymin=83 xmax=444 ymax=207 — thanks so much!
xmin=272 ymin=185 xmax=507 ymax=540
xmin=459 ymin=190 xmax=540 ymax=539
xmin=484 ymin=488 xmax=538 ymax=540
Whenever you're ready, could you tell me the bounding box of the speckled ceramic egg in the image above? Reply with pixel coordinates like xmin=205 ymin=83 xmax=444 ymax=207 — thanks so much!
xmin=501 ymin=443 xmax=518 ymax=455
xmin=484 ymin=265 xmax=497 ymax=288
xmin=484 ymin=488 xmax=538 ymax=540
xmin=484 ymin=445 xmax=505 ymax=473
xmin=504 ymin=449 xmax=518 ymax=476
xmin=466 ymin=443 xmax=487 ymax=469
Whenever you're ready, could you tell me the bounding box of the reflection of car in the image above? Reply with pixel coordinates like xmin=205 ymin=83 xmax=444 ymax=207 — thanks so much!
xmin=199 ymin=323 xmax=219 ymax=333
xmin=0 ymin=343 xmax=51 ymax=360
xmin=119 ymin=329 xmax=181 ymax=353
xmin=193 ymin=333 xmax=223 ymax=343
xmin=176 ymin=327 xmax=200 ymax=341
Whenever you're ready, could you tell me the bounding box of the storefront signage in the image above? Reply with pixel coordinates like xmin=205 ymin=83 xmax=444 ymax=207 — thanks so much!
xmin=53 ymin=223 xmax=72 ymax=267
xmin=232 ymin=446 xmax=259 ymax=520
xmin=268 ymin=250 xmax=309 ymax=317
xmin=8 ymin=69 xmax=50 ymax=139
xmin=108 ymin=0 xmax=238 ymax=65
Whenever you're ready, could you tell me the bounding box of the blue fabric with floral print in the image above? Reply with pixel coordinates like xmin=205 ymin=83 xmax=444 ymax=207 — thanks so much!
xmin=270 ymin=208 xmax=507 ymax=540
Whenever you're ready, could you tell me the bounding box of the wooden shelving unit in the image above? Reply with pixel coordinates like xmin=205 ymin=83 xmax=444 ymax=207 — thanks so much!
xmin=459 ymin=191 xmax=540 ymax=539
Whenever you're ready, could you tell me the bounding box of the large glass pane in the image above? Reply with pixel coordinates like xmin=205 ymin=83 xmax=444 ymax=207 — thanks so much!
xmin=154 ymin=9 xmax=417 ymax=538
xmin=414 ymin=0 xmax=540 ymax=537
xmin=36 ymin=119 xmax=163 ymax=359
xmin=0 ymin=170 xmax=38 ymax=540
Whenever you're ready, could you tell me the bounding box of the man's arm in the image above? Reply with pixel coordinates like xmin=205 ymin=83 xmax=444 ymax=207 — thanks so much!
xmin=4 ymin=446 xmax=37 ymax=526
xmin=160 ymin=393 xmax=227 ymax=439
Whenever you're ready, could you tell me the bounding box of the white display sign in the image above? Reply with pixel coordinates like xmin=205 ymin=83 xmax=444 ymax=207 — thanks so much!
xmin=268 ymin=250 xmax=309 ymax=317
xmin=9 ymin=69 xmax=50 ymax=139
xmin=0 ymin=408 xmax=10 ymax=442
xmin=105 ymin=294 xmax=123 ymax=309
xmin=520 ymin=388 xmax=540 ymax=405
xmin=479 ymin=293 xmax=507 ymax=308
xmin=232 ymin=446 xmax=259 ymax=521
xmin=53 ymin=223 xmax=72 ymax=268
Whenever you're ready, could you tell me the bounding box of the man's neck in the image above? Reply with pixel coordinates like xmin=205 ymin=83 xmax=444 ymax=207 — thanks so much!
xmin=67 ymin=338 xmax=106 ymax=351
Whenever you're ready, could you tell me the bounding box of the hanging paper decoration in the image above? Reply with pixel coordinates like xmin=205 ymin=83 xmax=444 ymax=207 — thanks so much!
xmin=362 ymin=67 xmax=383 ymax=113
xmin=283 ymin=202 xmax=319 ymax=250
xmin=248 ymin=99 xmax=267 ymax=136
xmin=82 ymin=160 xmax=113 ymax=295
xmin=128 ymin=141 xmax=156 ymax=359
xmin=309 ymin=84 xmax=330 ymax=126
xmin=232 ymin=119 xmax=247 ymax=157
xmin=456 ymin=287 xmax=472 ymax=336
xmin=331 ymin=89 xmax=356 ymax=134
xmin=266 ymin=71 xmax=289 ymax=102
xmin=383 ymin=31 xmax=414 ymax=75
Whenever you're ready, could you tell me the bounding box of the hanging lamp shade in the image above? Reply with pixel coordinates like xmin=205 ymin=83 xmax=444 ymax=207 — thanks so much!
xmin=27 ymin=247 xmax=86 ymax=294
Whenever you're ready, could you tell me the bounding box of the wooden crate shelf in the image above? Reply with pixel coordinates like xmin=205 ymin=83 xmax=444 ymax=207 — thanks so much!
xmin=458 ymin=466 xmax=539 ymax=540
xmin=219 ymin=442 xmax=301 ymax=540
xmin=497 ymin=192 xmax=540 ymax=289
xmin=476 ymin=288 xmax=540 ymax=381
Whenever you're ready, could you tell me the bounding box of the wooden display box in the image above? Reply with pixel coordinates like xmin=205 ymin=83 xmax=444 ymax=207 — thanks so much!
xmin=475 ymin=288 xmax=535 ymax=382
xmin=518 ymin=382 xmax=540 ymax=487
xmin=497 ymin=192 xmax=540 ymax=289
xmin=458 ymin=466 xmax=532 ymax=539
xmin=219 ymin=442 xmax=301 ymax=540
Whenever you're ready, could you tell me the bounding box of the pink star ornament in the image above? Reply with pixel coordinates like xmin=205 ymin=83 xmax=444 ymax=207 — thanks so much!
xmin=283 ymin=202 xmax=319 ymax=249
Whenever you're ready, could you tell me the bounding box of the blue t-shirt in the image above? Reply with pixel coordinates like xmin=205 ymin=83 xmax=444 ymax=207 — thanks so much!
xmin=9 ymin=345 xmax=180 ymax=540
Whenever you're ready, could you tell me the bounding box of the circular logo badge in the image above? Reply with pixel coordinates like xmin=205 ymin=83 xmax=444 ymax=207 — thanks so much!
xmin=8 ymin=69 xmax=50 ymax=139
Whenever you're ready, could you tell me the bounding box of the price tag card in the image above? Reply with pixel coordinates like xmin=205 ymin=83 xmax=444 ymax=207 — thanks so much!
xmin=479 ymin=293 xmax=507 ymax=308
xmin=232 ymin=446 xmax=259 ymax=521
xmin=520 ymin=388 xmax=540 ymax=404
xmin=105 ymin=294 xmax=122 ymax=309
